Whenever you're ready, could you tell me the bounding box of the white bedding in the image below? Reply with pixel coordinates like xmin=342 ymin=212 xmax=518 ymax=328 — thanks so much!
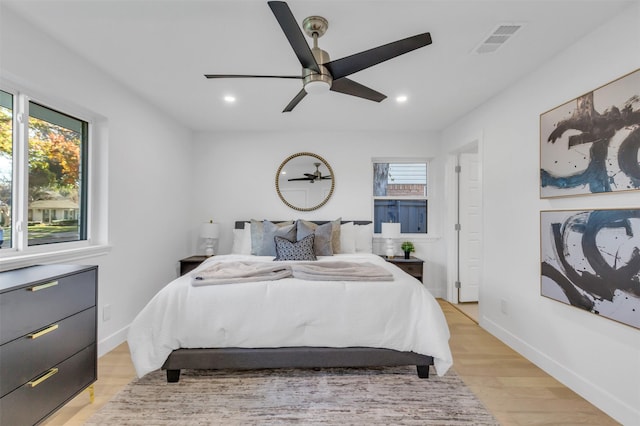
xmin=127 ymin=253 xmax=453 ymax=378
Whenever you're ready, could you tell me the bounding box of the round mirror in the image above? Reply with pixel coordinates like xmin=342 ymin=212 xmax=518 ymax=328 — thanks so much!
xmin=276 ymin=152 xmax=335 ymax=211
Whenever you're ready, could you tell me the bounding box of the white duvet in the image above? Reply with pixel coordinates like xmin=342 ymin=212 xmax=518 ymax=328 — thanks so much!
xmin=127 ymin=253 xmax=453 ymax=378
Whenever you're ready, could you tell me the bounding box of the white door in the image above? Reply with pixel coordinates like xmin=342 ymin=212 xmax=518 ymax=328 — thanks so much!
xmin=458 ymin=152 xmax=481 ymax=302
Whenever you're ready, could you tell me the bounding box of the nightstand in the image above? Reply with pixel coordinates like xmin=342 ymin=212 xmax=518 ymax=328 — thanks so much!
xmin=179 ymin=255 xmax=209 ymax=276
xmin=382 ymin=256 xmax=424 ymax=283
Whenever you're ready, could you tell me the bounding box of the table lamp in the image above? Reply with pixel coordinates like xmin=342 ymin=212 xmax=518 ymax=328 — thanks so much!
xmin=200 ymin=220 xmax=220 ymax=257
xmin=381 ymin=222 xmax=401 ymax=258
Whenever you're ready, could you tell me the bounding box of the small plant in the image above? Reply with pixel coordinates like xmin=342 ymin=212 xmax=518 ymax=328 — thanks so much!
xmin=401 ymin=241 xmax=415 ymax=259
xmin=401 ymin=241 xmax=415 ymax=253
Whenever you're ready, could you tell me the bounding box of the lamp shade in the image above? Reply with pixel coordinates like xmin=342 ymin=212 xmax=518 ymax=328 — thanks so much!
xmin=200 ymin=222 xmax=220 ymax=239
xmin=381 ymin=222 xmax=401 ymax=239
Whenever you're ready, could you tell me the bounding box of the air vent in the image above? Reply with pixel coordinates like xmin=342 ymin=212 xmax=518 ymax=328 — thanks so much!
xmin=473 ymin=23 xmax=524 ymax=54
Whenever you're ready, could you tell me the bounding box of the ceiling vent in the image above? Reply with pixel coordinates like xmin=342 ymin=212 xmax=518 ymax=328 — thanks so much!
xmin=473 ymin=24 xmax=523 ymax=54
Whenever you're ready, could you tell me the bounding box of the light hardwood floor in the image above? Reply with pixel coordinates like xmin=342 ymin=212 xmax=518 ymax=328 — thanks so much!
xmin=453 ymin=301 xmax=479 ymax=323
xmin=42 ymin=300 xmax=618 ymax=425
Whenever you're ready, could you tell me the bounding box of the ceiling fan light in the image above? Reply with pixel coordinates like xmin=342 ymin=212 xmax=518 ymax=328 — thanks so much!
xmin=305 ymin=80 xmax=331 ymax=95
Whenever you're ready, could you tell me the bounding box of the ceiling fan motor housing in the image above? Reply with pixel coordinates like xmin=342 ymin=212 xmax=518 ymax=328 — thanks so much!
xmin=304 ymin=47 xmax=332 ymax=93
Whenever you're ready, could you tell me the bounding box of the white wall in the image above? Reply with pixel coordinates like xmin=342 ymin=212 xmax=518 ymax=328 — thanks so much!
xmin=441 ymin=3 xmax=640 ymax=424
xmin=0 ymin=8 xmax=195 ymax=355
xmin=190 ymin=130 xmax=448 ymax=296
xmin=4 ymin=2 xmax=637 ymax=422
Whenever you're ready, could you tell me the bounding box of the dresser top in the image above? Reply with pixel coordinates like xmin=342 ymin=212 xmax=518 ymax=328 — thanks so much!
xmin=0 ymin=264 xmax=97 ymax=293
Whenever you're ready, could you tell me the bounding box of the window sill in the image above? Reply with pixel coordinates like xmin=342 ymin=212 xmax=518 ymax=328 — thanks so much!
xmin=374 ymin=234 xmax=441 ymax=241
xmin=0 ymin=244 xmax=111 ymax=272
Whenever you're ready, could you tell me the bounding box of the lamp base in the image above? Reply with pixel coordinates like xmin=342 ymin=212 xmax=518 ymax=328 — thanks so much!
xmin=205 ymin=247 xmax=214 ymax=257
xmin=385 ymin=238 xmax=395 ymax=259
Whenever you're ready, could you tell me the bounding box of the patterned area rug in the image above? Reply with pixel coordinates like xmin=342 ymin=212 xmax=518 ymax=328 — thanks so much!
xmin=86 ymin=366 xmax=498 ymax=425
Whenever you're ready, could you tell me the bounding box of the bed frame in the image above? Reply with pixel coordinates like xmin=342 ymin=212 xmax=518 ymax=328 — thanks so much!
xmin=161 ymin=220 xmax=434 ymax=382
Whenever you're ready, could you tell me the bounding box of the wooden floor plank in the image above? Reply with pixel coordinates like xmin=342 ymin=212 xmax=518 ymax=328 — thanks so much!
xmin=41 ymin=300 xmax=618 ymax=425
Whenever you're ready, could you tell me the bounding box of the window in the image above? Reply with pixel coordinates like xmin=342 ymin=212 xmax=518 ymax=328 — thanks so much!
xmin=27 ymin=102 xmax=87 ymax=245
xmin=373 ymin=161 xmax=428 ymax=234
xmin=0 ymin=90 xmax=12 ymax=249
xmin=0 ymin=88 xmax=89 ymax=253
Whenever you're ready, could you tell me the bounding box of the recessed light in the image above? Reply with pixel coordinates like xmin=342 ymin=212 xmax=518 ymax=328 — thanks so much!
xmin=396 ymin=95 xmax=408 ymax=103
xmin=224 ymin=95 xmax=236 ymax=103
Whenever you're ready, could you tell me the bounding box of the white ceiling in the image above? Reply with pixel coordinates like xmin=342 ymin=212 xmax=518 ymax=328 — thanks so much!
xmin=3 ymin=0 xmax=634 ymax=133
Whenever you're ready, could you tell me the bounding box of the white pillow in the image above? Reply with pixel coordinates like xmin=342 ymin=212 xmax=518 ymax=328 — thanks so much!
xmin=339 ymin=222 xmax=356 ymax=253
xmin=231 ymin=229 xmax=244 ymax=254
xmin=354 ymin=223 xmax=373 ymax=253
xmin=230 ymin=225 xmax=251 ymax=255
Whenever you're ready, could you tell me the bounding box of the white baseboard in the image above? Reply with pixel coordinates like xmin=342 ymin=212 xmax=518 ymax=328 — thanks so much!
xmin=482 ymin=316 xmax=638 ymax=425
xmin=97 ymin=325 xmax=129 ymax=358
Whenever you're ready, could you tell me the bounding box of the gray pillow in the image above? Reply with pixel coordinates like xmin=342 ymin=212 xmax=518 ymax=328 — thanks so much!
xmin=250 ymin=219 xmax=293 ymax=255
xmin=274 ymin=234 xmax=317 ymax=261
xmin=296 ymin=220 xmax=333 ymax=256
xmin=259 ymin=220 xmax=297 ymax=256
xmin=330 ymin=218 xmax=341 ymax=253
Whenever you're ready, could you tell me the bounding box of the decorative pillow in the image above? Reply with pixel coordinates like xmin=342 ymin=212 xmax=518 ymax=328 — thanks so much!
xmin=355 ymin=223 xmax=373 ymax=253
xmin=230 ymin=224 xmax=252 ymax=255
xmin=338 ymin=221 xmax=356 ymax=253
xmin=330 ymin=218 xmax=342 ymax=253
xmin=250 ymin=219 xmax=293 ymax=255
xmin=259 ymin=220 xmax=297 ymax=256
xmin=241 ymin=224 xmax=252 ymax=254
xmin=274 ymin=234 xmax=317 ymax=261
xmin=296 ymin=220 xmax=333 ymax=256
xmin=231 ymin=228 xmax=245 ymax=254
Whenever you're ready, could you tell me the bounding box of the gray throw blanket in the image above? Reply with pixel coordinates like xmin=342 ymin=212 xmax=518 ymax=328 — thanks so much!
xmin=191 ymin=261 xmax=393 ymax=286
xmin=291 ymin=261 xmax=394 ymax=282
xmin=192 ymin=261 xmax=292 ymax=287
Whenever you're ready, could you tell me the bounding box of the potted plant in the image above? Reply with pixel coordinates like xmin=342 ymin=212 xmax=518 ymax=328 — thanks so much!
xmin=401 ymin=241 xmax=415 ymax=259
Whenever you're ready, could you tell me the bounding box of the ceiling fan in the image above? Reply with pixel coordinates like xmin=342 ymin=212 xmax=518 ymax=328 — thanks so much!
xmin=204 ymin=1 xmax=432 ymax=112
xmin=288 ymin=162 xmax=332 ymax=183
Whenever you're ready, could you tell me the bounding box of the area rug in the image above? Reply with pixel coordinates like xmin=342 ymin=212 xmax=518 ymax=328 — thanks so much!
xmin=86 ymin=366 xmax=498 ymax=425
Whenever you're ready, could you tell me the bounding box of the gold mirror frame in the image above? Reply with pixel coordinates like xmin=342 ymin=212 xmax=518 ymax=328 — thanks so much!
xmin=275 ymin=152 xmax=335 ymax=212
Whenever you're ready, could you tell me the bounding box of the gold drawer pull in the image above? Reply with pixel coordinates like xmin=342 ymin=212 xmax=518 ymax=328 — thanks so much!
xmin=28 ymin=280 xmax=58 ymax=292
xmin=28 ymin=324 xmax=59 ymax=339
xmin=27 ymin=368 xmax=58 ymax=388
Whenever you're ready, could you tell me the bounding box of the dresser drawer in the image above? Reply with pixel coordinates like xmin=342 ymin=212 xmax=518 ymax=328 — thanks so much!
xmin=397 ymin=262 xmax=422 ymax=277
xmin=0 ymin=307 xmax=96 ymax=398
xmin=0 ymin=268 xmax=96 ymax=345
xmin=0 ymin=343 xmax=96 ymax=426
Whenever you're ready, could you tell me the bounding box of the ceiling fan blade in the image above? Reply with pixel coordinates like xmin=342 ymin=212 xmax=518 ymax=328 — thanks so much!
xmin=282 ymin=88 xmax=307 ymax=112
xmin=204 ymin=74 xmax=302 ymax=79
xmin=330 ymin=78 xmax=387 ymax=102
xmin=325 ymin=33 xmax=432 ymax=80
xmin=268 ymin=1 xmax=320 ymax=74
xmin=288 ymin=177 xmax=312 ymax=181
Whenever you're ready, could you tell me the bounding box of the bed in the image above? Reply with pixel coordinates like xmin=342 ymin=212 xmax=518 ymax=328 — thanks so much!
xmin=127 ymin=220 xmax=453 ymax=383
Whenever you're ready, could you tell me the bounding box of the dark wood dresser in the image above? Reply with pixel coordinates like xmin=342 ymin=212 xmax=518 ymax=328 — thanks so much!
xmin=382 ymin=256 xmax=424 ymax=283
xmin=179 ymin=255 xmax=208 ymax=276
xmin=0 ymin=264 xmax=97 ymax=426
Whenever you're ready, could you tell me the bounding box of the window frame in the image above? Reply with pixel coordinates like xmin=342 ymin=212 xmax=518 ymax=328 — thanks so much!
xmin=372 ymin=157 xmax=432 ymax=237
xmin=0 ymin=79 xmax=110 ymax=270
xmin=27 ymin=99 xmax=89 ymax=246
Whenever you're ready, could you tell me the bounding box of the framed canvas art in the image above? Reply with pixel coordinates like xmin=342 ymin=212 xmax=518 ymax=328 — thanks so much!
xmin=540 ymin=208 xmax=640 ymax=329
xmin=540 ymin=69 xmax=640 ymax=198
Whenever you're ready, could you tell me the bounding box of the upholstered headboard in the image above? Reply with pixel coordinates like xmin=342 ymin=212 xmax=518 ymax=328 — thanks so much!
xmin=234 ymin=220 xmax=372 ymax=229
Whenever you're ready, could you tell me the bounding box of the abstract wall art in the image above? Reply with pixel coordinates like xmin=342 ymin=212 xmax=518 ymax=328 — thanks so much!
xmin=540 ymin=208 xmax=640 ymax=329
xmin=540 ymin=69 xmax=640 ymax=198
